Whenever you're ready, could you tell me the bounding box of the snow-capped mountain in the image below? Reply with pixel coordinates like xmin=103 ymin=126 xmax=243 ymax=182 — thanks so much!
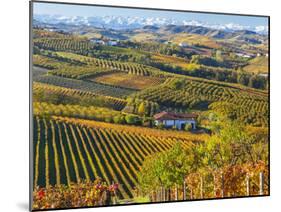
xmin=33 ymin=14 xmax=268 ymax=34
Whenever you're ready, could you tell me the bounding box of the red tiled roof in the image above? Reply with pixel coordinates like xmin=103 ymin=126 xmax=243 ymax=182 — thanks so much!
xmin=153 ymin=111 xmax=198 ymax=120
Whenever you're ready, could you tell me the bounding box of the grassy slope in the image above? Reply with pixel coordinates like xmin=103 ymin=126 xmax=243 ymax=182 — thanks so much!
xmin=151 ymin=53 xmax=191 ymax=68
xmin=243 ymin=56 xmax=269 ymax=74
xmin=91 ymin=72 xmax=164 ymax=90
xmin=129 ymin=33 xmax=158 ymax=42
xmin=168 ymin=33 xmax=220 ymax=49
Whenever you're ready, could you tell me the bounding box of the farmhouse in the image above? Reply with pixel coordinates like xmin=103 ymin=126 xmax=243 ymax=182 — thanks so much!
xmin=235 ymin=53 xmax=252 ymax=58
xmin=164 ymin=41 xmax=172 ymax=45
xmin=154 ymin=111 xmax=198 ymax=130
xmin=90 ymin=38 xmax=105 ymax=45
xmin=107 ymin=40 xmax=118 ymax=46
xmin=178 ymin=42 xmax=189 ymax=47
xmin=90 ymin=38 xmax=119 ymax=46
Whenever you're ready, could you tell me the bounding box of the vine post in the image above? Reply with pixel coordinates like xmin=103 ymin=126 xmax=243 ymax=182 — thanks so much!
xmin=246 ymin=173 xmax=250 ymax=196
xmin=259 ymin=172 xmax=264 ymax=195
xmin=183 ymin=180 xmax=186 ymax=200
xmin=221 ymin=171 xmax=224 ymax=198
xmin=200 ymin=176 xmax=204 ymax=199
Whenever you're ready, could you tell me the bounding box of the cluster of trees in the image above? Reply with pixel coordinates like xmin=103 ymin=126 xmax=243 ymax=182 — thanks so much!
xmin=137 ymin=115 xmax=268 ymax=198
xmin=87 ymin=50 xmax=151 ymax=64
xmin=120 ymin=41 xmax=193 ymax=58
xmin=191 ymin=55 xmax=225 ymax=68
xmin=138 ymin=142 xmax=193 ymax=194
xmin=115 ymin=42 xmax=268 ymax=90
xmin=149 ymin=60 xmax=268 ymax=90
xmin=81 ymin=45 xmax=152 ymax=64
xmin=123 ymin=97 xmax=160 ymax=117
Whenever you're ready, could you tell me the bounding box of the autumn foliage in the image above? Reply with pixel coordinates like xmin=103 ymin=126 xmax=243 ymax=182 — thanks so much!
xmin=33 ymin=178 xmax=119 ymax=210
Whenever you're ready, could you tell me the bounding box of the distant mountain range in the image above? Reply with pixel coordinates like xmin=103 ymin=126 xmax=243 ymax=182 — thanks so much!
xmin=34 ymin=14 xmax=268 ymax=34
xmin=139 ymin=24 xmax=261 ymax=38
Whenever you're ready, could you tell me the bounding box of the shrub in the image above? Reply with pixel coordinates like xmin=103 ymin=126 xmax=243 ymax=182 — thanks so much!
xmin=125 ymin=114 xmax=139 ymax=125
xmin=184 ymin=124 xmax=193 ymax=131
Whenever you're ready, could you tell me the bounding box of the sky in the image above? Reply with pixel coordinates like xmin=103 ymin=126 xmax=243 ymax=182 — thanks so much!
xmin=33 ymin=2 xmax=268 ymax=28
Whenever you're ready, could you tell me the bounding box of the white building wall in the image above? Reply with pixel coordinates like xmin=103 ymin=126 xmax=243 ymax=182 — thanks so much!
xmin=155 ymin=119 xmax=196 ymax=129
xmin=165 ymin=120 xmax=175 ymax=126
xmin=175 ymin=120 xmax=196 ymax=129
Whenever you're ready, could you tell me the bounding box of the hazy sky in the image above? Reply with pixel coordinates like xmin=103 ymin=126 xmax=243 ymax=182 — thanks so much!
xmin=33 ymin=2 xmax=268 ymax=27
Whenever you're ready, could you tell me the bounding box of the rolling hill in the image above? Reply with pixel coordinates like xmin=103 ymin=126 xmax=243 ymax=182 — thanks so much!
xmin=243 ymin=56 xmax=269 ymax=73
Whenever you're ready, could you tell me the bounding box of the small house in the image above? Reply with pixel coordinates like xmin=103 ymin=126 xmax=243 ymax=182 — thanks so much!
xmin=154 ymin=111 xmax=198 ymax=130
xmin=107 ymin=40 xmax=118 ymax=46
xmin=179 ymin=42 xmax=189 ymax=47
xmin=46 ymin=28 xmax=55 ymax=32
xmin=90 ymin=39 xmax=105 ymax=45
xmin=164 ymin=41 xmax=172 ymax=45
xmin=235 ymin=53 xmax=252 ymax=58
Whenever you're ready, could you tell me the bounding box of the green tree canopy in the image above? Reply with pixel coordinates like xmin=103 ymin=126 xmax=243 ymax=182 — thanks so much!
xmin=138 ymin=143 xmax=194 ymax=193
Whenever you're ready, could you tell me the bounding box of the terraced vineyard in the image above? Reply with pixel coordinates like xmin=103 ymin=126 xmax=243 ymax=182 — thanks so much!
xmin=33 ymin=55 xmax=68 ymax=70
xmin=34 ymin=39 xmax=166 ymax=77
xmin=55 ymin=52 xmax=165 ymax=77
xmin=49 ymin=65 xmax=112 ymax=80
xmin=32 ymin=66 xmax=49 ymax=78
xmin=33 ymin=82 xmax=127 ymax=110
xmin=33 ymin=116 xmax=206 ymax=199
xmin=34 ymin=38 xmax=95 ymax=52
xmin=134 ymin=77 xmax=268 ymax=126
xmin=33 ymin=74 xmax=135 ymax=98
